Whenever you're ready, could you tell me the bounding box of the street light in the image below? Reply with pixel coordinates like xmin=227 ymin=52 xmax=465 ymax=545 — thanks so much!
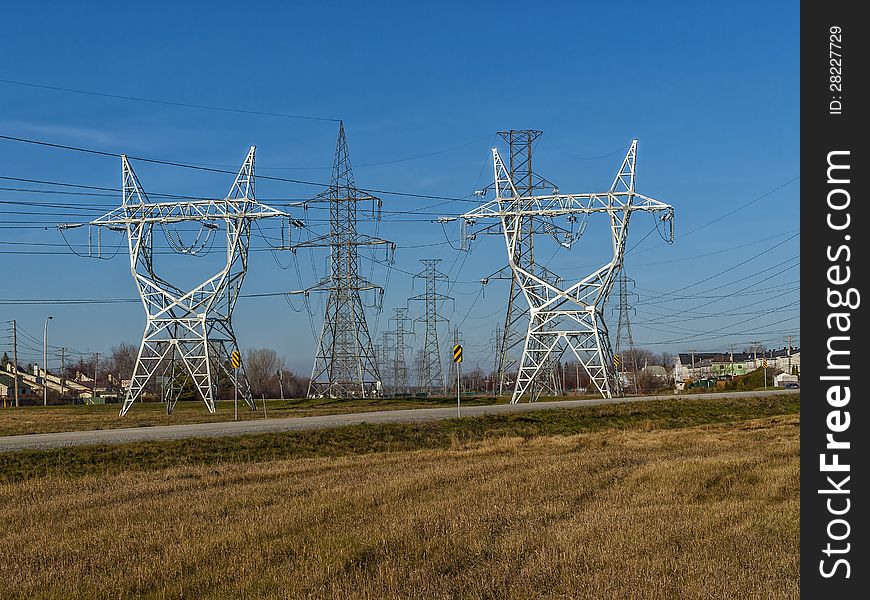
xmin=43 ymin=315 xmax=53 ymax=406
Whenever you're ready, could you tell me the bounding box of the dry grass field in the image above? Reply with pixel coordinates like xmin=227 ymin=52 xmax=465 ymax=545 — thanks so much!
xmin=0 ymin=397 xmax=799 ymax=599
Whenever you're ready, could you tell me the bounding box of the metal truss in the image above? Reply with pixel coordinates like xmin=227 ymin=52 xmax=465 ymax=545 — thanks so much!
xmin=382 ymin=307 xmax=413 ymax=396
xmin=491 ymin=130 xmax=564 ymax=397
xmin=85 ymin=147 xmax=300 ymax=416
xmin=409 ymin=259 xmax=452 ymax=395
xmin=458 ymin=140 xmax=674 ymax=402
xmin=614 ymin=271 xmax=640 ymax=394
xmin=288 ymin=123 xmax=394 ymax=399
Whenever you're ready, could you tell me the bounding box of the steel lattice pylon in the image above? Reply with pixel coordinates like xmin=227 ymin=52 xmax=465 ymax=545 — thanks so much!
xmin=409 ymin=259 xmax=451 ymax=395
xmin=384 ymin=307 xmax=413 ymax=396
xmin=614 ymin=271 xmax=640 ymax=395
xmin=492 ymin=130 xmax=565 ymax=398
xmin=458 ymin=140 xmax=674 ymax=402
xmin=85 ymin=147 xmax=299 ymax=416
xmin=290 ymin=123 xmax=394 ymax=398
xmin=473 ymin=131 xmax=563 ymax=397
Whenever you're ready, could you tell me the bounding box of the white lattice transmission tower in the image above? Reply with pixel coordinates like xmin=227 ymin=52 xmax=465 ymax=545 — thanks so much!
xmin=77 ymin=147 xmax=300 ymax=416
xmin=456 ymin=140 xmax=674 ymax=402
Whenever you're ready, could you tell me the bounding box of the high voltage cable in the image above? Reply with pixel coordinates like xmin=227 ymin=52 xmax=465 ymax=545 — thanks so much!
xmin=546 ymin=140 xmax=632 ymax=161
xmin=0 ymin=290 xmax=312 ymax=305
xmin=638 ymin=232 xmax=799 ymax=300
xmin=0 ymin=134 xmax=480 ymax=204
xmin=637 ymin=265 xmax=799 ymax=325
xmin=0 ymin=78 xmax=341 ymax=122
xmin=636 ymin=256 xmax=799 ymax=304
xmin=629 ymin=227 xmax=800 ymax=267
xmin=636 ymin=311 xmax=800 ymax=346
xmin=1 ymin=80 xmax=497 ymax=171
xmin=629 ymin=175 xmax=800 ymax=256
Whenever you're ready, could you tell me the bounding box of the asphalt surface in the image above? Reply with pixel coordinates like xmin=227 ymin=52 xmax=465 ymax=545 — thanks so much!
xmin=0 ymin=389 xmax=798 ymax=452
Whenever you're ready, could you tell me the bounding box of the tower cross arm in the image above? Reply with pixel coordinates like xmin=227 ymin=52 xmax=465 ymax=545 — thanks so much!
xmin=81 ymin=199 xmax=303 ymax=228
xmin=284 ymin=233 xmax=394 ymax=252
xmin=288 ymin=275 xmax=384 ymax=295
xmin=457 ymin=191 xmax=673 ymax=222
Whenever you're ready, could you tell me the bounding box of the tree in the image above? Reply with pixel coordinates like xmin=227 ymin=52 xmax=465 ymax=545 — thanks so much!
xmin=1 ymin=352 xmax=9 ymax=371
xmin=245 ymin=348 xmax=284 ymax=398
xmin=622 ymin=348 xmax=657 ymax=371
xmin=108 ymin=343 xmax=138 ymax=384
xmin=745 ymin=343 xmax=766 ymax=356
xmin=278 ymin=368 xmax=308 ymax=399
xmin=659 ymin=352 xmax=674 ymax=372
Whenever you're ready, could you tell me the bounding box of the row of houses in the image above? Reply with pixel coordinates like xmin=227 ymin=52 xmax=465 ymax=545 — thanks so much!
xmin=0 ymin=363 xmax=123 ymax=404
xmin=674 ymin=347 xmax=800 ymax=385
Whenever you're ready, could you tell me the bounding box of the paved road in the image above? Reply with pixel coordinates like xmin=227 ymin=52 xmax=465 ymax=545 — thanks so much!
xmin=0 ymin=389 xmax=798 ymax=452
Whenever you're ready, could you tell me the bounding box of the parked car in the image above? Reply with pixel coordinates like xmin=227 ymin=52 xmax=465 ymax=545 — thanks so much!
xmin=784 ymin=382 xmax=800 ymax=389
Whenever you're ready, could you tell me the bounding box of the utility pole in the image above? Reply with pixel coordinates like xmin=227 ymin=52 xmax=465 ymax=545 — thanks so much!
xmin=92 ymin=352 xmax=100 ymax=403
xmin=409 ymin=259 xmax=452 ymax=396
xmin=11 ymin=320 xmax=19 ymax=408
xmin=287 ymin=123 xmax=393 ymax=399
xmin=785 ymin=335 xmax=794 ymax=373
xmin=277 ymin=369 xmax=285 ymax=401
xmin=728 ymin=344 xmax=735 ymax=377
xmin=59 ymin=347 xmax=66 ymax=399
xmin=750 ymin=341 xmax=762 ymax=368
xmin=43 ymin=315 xmax=53 ymax=406
xmin=689 ymin=349 xmax=697 ymax=386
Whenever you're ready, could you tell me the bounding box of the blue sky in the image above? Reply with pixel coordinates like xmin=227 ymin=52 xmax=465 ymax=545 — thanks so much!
xmin=0 ymin=1 xmax=799 ymax=374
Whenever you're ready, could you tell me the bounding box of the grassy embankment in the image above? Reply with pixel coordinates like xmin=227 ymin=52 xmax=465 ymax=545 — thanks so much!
xmin=0 ymin=394 xmax=800 ymax=599
xmin=0 ymin=395 xmax=510 ymax=437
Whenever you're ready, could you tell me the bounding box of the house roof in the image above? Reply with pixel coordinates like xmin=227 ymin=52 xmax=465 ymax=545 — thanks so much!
xmin=677 ymin=347 xmax=800 ymax=365
xmin=0 ymin=373 xmax=30 ymax=389
xmin=641 ymin=365 xmax=668 ymax=377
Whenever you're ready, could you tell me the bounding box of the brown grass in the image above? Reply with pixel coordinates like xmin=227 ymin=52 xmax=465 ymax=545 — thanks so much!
xmin=0 ymin=414 xmax=799 ymax=599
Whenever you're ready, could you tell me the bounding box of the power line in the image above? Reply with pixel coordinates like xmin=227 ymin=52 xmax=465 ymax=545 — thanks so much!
xmin=0 ymin=134 xmax=480 ymax=204
xmin=0 ymin=78 xmax=340 ymax=122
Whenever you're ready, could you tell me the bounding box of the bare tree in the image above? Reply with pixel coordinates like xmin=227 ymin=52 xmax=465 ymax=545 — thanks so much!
xmin=659 ymin=352 xmax=674 ymax=372
xmin=108 ymin=343 xmax=138 ymax=383
xmin=245 ymin=348 xmax=284 ymax=398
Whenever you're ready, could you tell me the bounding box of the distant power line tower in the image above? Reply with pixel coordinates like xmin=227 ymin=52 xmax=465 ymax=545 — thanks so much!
xmin=289 ymin=123 xmax=394 ymax=398
xmin=490 ymin=323 xmax=503 ymax=380
xmin=455 ymin=140 xmax=674 ymax=402
xmin=613 ymin=272 xmax=639 ymax=395
xmin=78 ymin=147 xmax=300 ymax=415
xmin=373 ymin=335 xmax=389 ymax=388
xmin=491 ymin=130 xmax=562 ymax=397
xmin=385 ymin=307 xmax=413 ymax=395
xmin=409 ymin=259 xmax=452 ymax=395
